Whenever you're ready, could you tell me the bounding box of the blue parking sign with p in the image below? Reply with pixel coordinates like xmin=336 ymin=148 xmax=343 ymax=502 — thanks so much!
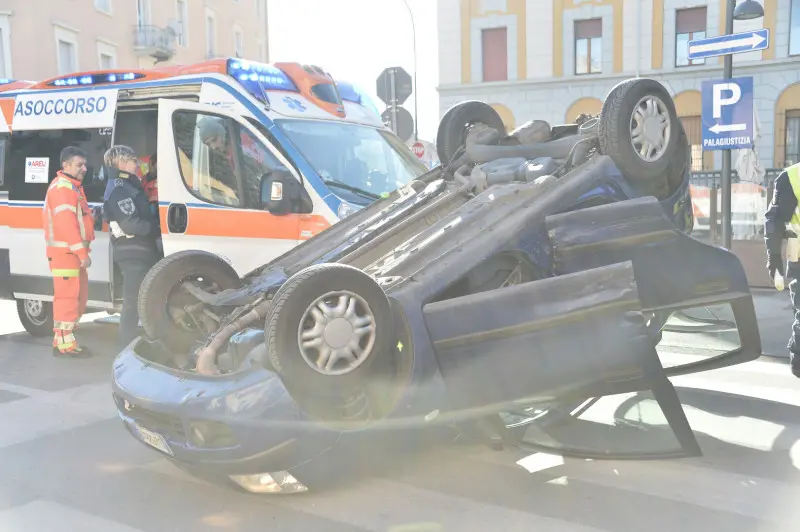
xmin=701 ymin=76 xmax=754 ymax=151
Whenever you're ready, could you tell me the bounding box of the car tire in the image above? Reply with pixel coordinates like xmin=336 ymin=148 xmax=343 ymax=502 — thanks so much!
xmin=138 ymin=250 xmax=242 ymax=353
xmin=265 ymin=263 xmax=394 ymax=402
xmin=665 ymin=124 xmax=691 ymax=193
xmin=436 ymin=101 xmax=506 ymax=166
xmin=598 ymin=78 xmax=679 ymax=183
xmin=16 ymin=299 xmax=53 ymax=337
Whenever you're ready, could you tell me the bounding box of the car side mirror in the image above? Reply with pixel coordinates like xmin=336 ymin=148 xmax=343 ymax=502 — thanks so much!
xmin=260 ymin=169 xmax=301 ymax=215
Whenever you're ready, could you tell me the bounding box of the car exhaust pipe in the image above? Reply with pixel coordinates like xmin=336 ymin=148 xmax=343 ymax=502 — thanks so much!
xmin=195 ymin=300 xmax=272 ymax=375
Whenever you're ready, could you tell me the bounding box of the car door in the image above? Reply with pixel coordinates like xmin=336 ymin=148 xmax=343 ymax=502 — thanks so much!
xmin=422 ymin=196 xmax=760 ymax=460
xmin=156 ymin=99 xmax=311 ymax=276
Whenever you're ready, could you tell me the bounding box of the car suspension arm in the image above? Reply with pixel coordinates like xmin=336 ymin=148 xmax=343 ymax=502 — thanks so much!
xmin=195 ymin=299 xmax=272 ymax=375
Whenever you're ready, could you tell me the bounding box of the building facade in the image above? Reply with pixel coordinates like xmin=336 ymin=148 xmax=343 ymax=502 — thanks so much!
xmin=0 ymin=0 xmax=269 ymax=81
xmin=437 ymin=0 xmax=800 ymax=171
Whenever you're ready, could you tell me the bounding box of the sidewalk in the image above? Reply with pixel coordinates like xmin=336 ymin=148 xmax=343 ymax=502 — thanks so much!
xmin=752 ymin=288 xmax=794 ymax=359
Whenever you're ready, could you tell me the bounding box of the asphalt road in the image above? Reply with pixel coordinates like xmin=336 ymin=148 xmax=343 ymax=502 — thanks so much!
xmin=1 ymin=300 xmax=800 ymax=531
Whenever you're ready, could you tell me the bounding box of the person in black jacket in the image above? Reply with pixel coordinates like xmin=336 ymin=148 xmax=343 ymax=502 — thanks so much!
xmin=102 ymin=145 xmax=162 ymax=349
xmin=764 ymin=163 xmax=800 ymax=378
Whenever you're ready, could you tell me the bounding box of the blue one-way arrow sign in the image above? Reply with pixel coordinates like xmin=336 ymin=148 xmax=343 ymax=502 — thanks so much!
xmin=688 ymin=29 xmax=769 ymax=60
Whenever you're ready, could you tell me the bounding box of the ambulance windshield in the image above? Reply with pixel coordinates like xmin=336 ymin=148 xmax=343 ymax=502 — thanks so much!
xmin=275 ymin=119 xmax=428 ymax=203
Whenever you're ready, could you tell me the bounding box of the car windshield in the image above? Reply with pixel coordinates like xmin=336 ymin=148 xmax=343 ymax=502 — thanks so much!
xmin=274 ymin=119 xmax=428 ymax=203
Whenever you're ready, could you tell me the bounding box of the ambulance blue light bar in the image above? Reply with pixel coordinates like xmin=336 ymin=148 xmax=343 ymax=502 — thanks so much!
xmin=336 ymin=81 xmax=380 ymax=115
xmin=226 ymin=59 xmax=299 ymax=92
xmin=0 ymin=78 xmax=14 ymax=85
xmin=48 ymin=72 xmax=146 ymax=87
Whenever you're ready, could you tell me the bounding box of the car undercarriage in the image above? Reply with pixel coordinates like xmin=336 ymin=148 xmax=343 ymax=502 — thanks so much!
xmin=112 ymin=78 xmax=762 ymax=493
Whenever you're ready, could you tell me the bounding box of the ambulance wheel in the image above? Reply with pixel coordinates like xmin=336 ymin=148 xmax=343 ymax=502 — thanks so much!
xmin=265 ymin=264 xmax=394 ymax=403
xmin=16 ymin=299 xmax=53 ymax=337
xmin=138 ymin=250 xmax=242 ymax=353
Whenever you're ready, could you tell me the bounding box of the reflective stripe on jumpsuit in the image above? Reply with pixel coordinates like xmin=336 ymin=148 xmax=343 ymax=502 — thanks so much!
xmin=43 ymin=172 xmax=95 ymax=352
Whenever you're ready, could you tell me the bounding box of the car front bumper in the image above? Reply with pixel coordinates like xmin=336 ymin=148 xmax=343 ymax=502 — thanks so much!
xmin=111 ymin=339 xmax=342 ymax=477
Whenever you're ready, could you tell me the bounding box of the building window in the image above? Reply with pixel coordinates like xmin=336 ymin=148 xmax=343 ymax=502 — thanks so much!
xmin=234 ymin=26 xmax=244 ymax=58
xmin=257 ymin=39 xmax=266 ymax=62
xmin=481 ymin=27 xmax=508 ymax=82
xmin=206 ymin=10 xmax=217 ymax=59
xmin=680 ymin=116 xmax=713 ymax=171
xmin=791 ymin=0 xmax=800 ymax=55
xmin=786 ymin=110 xmax=800 ymax=167
xmin=676 ymin=7 xmax=707 ymax=66
xmin=54 ymin=27 xmax=79 ymax=75
xmin=0 ymin=15 xmax=11 ymax=79
xmin=97 ymin=41 xmax=116 ymax=69
xmin=94 ymin=0 xmax=111 ymax=14
xmin=136 ymin=0 xmax=150 ymax=27
xmin=100 ymin=53 xmax=114 ymax=69
xmin=575 ymin=19 xmax=602 ymax=75
xmin=58 ymin=41 xmax=77 ymax=74
xmin=176 ymin=0 xmax=188 ymax=47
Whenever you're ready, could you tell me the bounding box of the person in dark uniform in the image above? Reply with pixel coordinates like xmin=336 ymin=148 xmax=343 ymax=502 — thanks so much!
xmin=764 ymin=161 xmax=800 ymax=378
xmin=102 ymin=145 xmax=161 ymax=349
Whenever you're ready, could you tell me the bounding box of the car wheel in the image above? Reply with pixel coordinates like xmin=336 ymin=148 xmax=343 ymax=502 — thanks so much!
xmin=265 ymin=263 xmax=394 ymax=402
xmin=665 ymin=124 xmax=691 ymax=193
xmin=138 ymin=250 xmax=242 ymax=353
xmin=16 ymin=298 xmax=53 ymax=337
xmin=598 ymin=78 xmax=679 ymax=183
xmin=436 ymin=101 xmax=506 ymax=166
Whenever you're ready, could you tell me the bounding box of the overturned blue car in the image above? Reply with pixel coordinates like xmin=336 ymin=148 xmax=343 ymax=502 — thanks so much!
xmin=111 ymin=78 xmax=761 ymax=494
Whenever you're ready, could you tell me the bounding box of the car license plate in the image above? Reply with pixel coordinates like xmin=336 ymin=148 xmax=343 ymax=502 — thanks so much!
xmin=134 ymin=423 xmax=173 ymax=456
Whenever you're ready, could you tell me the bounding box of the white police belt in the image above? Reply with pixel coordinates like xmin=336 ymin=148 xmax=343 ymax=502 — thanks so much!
xmin=109 ymin=221 xmax=134 ymax=239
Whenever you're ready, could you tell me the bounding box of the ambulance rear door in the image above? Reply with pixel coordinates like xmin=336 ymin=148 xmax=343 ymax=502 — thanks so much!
xmin=5 ymin=88 xmax=118 ymax=309
xmin=155 ymin=98 xmax=316 ymax=276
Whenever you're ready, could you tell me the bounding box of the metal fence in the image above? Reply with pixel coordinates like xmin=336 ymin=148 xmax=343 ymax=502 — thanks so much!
xmin=690 ymin=169 xmax=782 ymax=242
xmin=690 ymin=168 xmax=783 ymax=200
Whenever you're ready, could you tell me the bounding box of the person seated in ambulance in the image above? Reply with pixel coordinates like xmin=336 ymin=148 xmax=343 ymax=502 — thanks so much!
xmin=142 ymin=153 xmax=159 ymax=214
xmin=177 ymin=118 xmax=239 ymax=206
xmin=140 ymin=153 xmax=163 ymax=256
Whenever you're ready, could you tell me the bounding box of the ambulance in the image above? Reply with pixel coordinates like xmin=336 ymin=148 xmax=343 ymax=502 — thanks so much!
xmin=0 ymin=59 xmax=428 ymax=336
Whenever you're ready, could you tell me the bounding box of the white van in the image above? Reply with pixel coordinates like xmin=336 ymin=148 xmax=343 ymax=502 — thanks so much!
xmin=0 ymin=59 xmax=428 ymax=335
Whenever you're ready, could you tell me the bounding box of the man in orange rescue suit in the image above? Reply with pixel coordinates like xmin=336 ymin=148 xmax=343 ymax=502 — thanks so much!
xmin=43 ymin=146 xmax=95 ymax=358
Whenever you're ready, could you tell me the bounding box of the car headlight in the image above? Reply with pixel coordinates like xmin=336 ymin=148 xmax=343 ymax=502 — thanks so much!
xmin=229 ymin=471 xmax=308 ymax=494
xmin=337 ymin=201 xmax=357 ymax=219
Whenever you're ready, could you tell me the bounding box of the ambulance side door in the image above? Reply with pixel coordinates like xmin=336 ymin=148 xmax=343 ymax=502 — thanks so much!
xmin=156 ymin=99 xmax=312 ymax=276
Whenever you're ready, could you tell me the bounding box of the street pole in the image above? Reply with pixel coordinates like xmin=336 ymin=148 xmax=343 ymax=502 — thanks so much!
xmin=721 ymin=0 xmax=735 ymax=250
xmin=400 ymin=0 xmax=419 ymax=141
xmin=390 ymin=68 xmax=399 ymax=135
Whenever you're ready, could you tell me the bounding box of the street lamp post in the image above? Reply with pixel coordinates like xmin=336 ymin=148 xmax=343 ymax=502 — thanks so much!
xmin=720 ymin=0 xmax=765 ymax=249
xmin=400 ymin=0 xmax=419 ymax=141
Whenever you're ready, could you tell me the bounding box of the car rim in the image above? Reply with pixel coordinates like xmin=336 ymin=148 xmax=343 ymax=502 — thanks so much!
xmin=630 ymin=95 xmax=671 ymax=163
xmin=24 ymin=299 xmax=47 ymax=326
xmin=297 ymin=291 xmax=377 ymax=376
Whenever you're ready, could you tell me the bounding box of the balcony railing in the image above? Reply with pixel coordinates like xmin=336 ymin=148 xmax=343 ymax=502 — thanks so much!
xmin=132 ymin=25 xmax=176 ymax=61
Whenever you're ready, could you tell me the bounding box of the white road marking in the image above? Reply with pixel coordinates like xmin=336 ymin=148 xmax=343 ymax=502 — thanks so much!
xmin=0 ymin=500 xmax=145 ymax=532
xmin=0 ymin=383 xmax=117 ymax=450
